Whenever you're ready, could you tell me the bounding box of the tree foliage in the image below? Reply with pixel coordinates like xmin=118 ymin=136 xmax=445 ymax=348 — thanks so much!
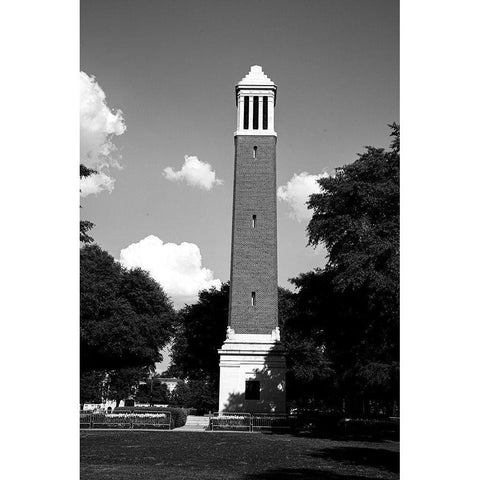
xmin=80 ymin=370 xmax=106 ymax=404
xmin=307 ymin=124 xmax=399 ymax=301
xmin=135 ymin=379 xmax=171 ymax=406
xmin=107 ymin=367 xmax=150 ymax=407
xmin=165 ymin=282 xmax=231 ymax=411
xmin=167 ymin=283 xmax=230 ymax=383
xmin=80 ymin=244 xmax=176 ymax=373
xmin=80 ymin=164 xmax=97 ymax=244
xmin=80 ymin=165 xmax=97 ymax=178
xmin=80 ymin=220 xmax=95 ymax=244
xmin=294 ymin=124 xmax=400 ymax=414
xmin=170 ymin=380 xmax=218 ymax=413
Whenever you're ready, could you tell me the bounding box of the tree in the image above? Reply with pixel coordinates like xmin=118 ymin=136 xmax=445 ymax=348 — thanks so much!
xmin=80 ymin=220 xmax=95 ymax=244
xmin=106 ymin=367 xmax=151 ymax=407
xmin=135 ymin=379 xmax=170 ymax=406
xmin=279 ymin=280 xmax=338 ymax=409
xmin=80 ymin=165 xmax=97 ymax=244
xmin=167 ymin=283 xmax=230 ymax=384
xmin=300 ymin=124 xmax=400 ymax=415
xmin=307 ymin=124 xmax=399 ymax=301
xmin=80 ymin=244 xmax=176 ymax=372
xmin=165 ymin=282 xmax=229 ymax=412
xmin=80 ymin=370 xmax=106 ymax=404
xmin=170 ymin=380 xmax=217 ymax=413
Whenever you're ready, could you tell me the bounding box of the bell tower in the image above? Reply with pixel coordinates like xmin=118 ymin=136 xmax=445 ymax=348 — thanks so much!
xmin=218 ymin=66 xmax=286 ymax=413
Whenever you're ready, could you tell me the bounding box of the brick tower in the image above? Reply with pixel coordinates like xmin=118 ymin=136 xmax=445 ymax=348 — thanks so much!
xmin=218 ymin=66 xmax=286 ymax=413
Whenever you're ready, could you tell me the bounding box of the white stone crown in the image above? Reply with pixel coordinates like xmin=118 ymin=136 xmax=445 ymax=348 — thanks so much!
xmin=237 ymin=65 xmax=275 ymax=87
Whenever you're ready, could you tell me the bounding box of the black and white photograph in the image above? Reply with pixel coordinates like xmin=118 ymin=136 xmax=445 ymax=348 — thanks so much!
xmin=4 ymin=0 xmax=480 ymax=479
xmin=79 ymin=1 xmax=399 ymax=478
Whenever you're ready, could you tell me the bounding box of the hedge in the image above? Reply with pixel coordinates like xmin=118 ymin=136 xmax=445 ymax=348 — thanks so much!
xmin=339 ymin=418 xmax=399 ymax=439
xmin=114 ymin=406 xmax=188 ymax=428
xmin=292 ymin=411 xmax=399 ymax=439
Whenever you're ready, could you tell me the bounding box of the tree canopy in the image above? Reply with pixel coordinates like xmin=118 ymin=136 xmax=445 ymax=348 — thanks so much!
xmin=294 ymin=123 xmax=400 ymax=414
xmin=307 ymin=123 xmax=399 ymax=301
xmin=80 ymin=164 xmax=97 ymax=244
xmin=107 ymin=367 xmax=150 ymax=407
xmin=167 ymin=282 xmax=230 ymax=383
xmin=80 ymin=244 xmax=176 ymax=373
xmin=169 ymin=380 xmax=218 ymax=413
xmin=135 ymin=378 xmax=170 ymax=406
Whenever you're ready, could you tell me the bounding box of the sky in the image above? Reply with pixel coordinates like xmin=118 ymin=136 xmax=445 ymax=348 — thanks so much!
xmin=80 ymin=0 xmax=399 ymax=312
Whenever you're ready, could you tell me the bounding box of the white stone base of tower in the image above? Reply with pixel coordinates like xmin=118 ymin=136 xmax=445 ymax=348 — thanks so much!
xmin=218 ymin=328 xmax=286 ymax=414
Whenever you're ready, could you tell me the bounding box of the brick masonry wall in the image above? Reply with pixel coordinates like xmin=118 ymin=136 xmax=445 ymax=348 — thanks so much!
xmin=229 ymin=135 xmax=278 ymax=334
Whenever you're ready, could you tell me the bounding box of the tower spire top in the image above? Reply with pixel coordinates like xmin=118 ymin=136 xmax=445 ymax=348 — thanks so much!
xmin=237 ymin=65 xmax=275 ymax=87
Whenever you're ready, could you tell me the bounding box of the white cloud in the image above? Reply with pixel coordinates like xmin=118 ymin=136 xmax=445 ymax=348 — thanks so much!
xmin=80 ymin=172 xmax=115 ymax=197
xmin=80 ymin=71 xmax=126 ymax=196
xmin=277 ymin=171 xmax=330 ymax=222
xmin=163 ymin=155 xmax=223 ymax=190
xmin=119 ymin=235 xmax=221 ymax=308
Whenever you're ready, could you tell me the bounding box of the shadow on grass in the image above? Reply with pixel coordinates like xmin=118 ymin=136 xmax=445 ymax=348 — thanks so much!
xmin=243 ymin=468 xmax=380 ymax=480
xmin=311 ymin=447 xmax=399 ymax=474
xmin=292 ymin=431 xmax=397 ymax=443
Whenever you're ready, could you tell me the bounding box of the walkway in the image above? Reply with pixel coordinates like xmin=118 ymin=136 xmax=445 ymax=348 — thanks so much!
xmin=174 ymin=415 xmax=210 ymax=431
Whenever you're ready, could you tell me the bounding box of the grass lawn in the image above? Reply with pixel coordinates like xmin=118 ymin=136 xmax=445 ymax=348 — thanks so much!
xmin=81 ymin=430 xmax=399 ymax=480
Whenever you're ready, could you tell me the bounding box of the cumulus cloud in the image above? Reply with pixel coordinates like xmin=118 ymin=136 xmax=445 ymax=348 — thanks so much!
xmin=80 ymin=71 xmax=126 ymax=196
xmin=277 ymin=171 xmax=330 ymax=222
xmin=80 ymin=172 xmax=115 ymax=197
xmin=119 ymin=235 xmax=221 ymax=308
xmin=163 ymin=155 xmax=223 ymax=190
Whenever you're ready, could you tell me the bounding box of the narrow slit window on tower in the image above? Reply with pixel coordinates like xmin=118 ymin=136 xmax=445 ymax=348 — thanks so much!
xmin=251 ymin=291 xmax=256 ymax=306
xmin=263 ymin=96 xmax=268 ymax=129
xmin=252 ymin=215 xmax=256 ymax=228
xmin=243 ymin=96 xmax=249 ymax=129
xmin=253 ymin=146 xmax=257 ymax=158
xmin=253 ymin=96 xmax=259 ymax=129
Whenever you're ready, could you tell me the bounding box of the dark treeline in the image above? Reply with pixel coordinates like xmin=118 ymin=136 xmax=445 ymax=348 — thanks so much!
xmin=80 ymin=244 xmax=176 ymax=406
xmin=80 ymin=166 xmax=176 ymax=406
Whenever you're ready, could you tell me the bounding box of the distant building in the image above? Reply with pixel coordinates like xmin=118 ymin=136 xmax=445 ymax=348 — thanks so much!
xmin=82 ymin=399 xmax=121 ymax=412
xmin=138 ymin=376 xmax=183 ymax=393
xmin=156 ymin=377 xmax=183 ymax=393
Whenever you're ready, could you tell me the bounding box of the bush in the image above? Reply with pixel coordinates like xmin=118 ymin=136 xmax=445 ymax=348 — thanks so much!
xmin=210 ymin=415 xmax=251 ymax=431
xmin=339 ymin=418 xmax=399 ymax=440
xmin=169 ymin=380 xmax=217 ymax=414
xmin=114 ymin=406 xmax=188 ymax=428
xmin=292 ymin=410 xmax=399 ymax=439
xmin=294 ymin=411 xmax=343 ymax=435
xmin=166 ymin=407 xmax=188 ymax=428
